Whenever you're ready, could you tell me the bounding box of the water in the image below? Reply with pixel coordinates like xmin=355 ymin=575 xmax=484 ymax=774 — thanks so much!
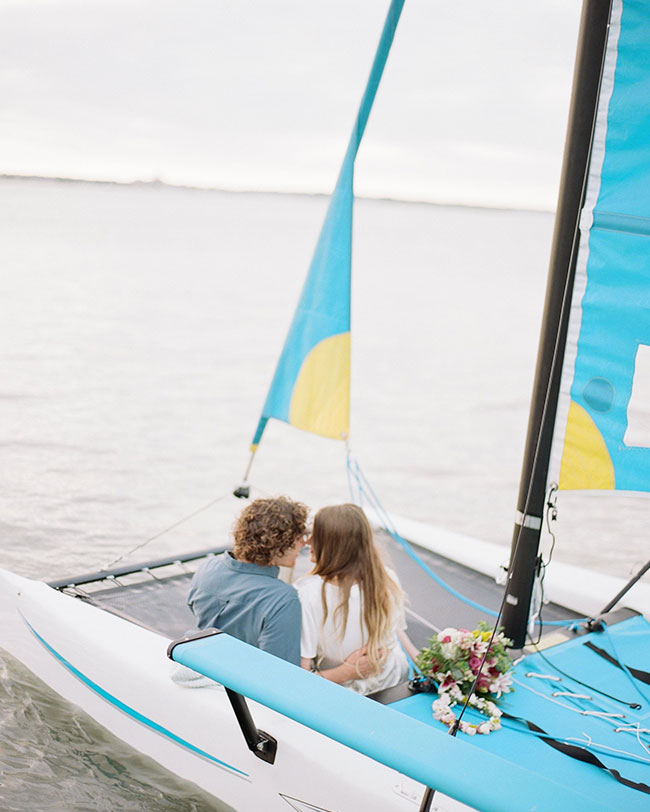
xmin=0 ymin=654 xmax=227 ymax=811
xmin=1 ymin=176 xmax=649 ymax=808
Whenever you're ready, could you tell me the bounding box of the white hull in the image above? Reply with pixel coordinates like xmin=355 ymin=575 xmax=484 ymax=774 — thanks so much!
xmin=0 ymin=568 xmax=469 ymax=812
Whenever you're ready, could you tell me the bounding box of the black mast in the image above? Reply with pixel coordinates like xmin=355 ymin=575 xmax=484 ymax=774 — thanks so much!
xmin=502 ymin=0 xmax=613 ymax=648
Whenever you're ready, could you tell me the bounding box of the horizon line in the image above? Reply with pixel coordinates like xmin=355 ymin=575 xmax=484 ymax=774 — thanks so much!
xmin=0 ymin=172 xmax=555 ymax=216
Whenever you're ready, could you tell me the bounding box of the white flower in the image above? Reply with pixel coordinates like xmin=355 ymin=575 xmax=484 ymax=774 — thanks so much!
xmin=488 ymin=672 xmax=513 ymax=698
xmin=432 ymin=696 xmax=456 ymax=725
xmin=472 ymin=640 xmax=489 ymax=656
xmin=458 ymin=631 xmax=475 ymax=651
xmin=437 ymin=627 xmax=460 ymax=643
xmin=449 ymin=683 xmax=464 ymax=701
xmin=439 ymin=641 xmax=459 ymax=659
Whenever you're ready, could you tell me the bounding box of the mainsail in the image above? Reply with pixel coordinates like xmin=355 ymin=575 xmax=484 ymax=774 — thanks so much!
xmin=250 ymin=0 xmax=404 ymax=452
xmin=549 ymin=0 xmax=650 ymax=492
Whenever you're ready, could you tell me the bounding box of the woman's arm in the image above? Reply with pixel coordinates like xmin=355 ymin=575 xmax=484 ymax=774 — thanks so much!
xmin=398 ymin=628 xmax=420 ymax=662
xmin=301 ymin=647 xmax=376 ymax=684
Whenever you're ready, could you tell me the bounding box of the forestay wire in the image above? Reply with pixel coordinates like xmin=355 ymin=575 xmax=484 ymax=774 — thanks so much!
xmin=345 ymin=448 xmax=584 ymax=628
xmin=103 ymin=492 xmax=230 ymax=569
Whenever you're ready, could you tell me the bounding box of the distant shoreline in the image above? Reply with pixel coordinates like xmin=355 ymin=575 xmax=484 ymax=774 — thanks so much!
xmin=0 ymin=172 xmax=553 ymax=216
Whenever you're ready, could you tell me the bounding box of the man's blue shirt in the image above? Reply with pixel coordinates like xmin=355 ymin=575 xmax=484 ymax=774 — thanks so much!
xmin=187 ymin=552 xmax=301 ymax=665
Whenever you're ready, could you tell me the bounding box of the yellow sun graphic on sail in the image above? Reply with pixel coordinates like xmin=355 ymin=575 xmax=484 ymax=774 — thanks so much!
xmin=559 ymin=400 xmax=615 ymax=489
xmin=289 ymin=333 xmax=350 ymax=440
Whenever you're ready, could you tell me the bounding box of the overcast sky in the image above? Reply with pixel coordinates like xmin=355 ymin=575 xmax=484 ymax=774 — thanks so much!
xmin=0 ymin=0 xmax=582 ymax=209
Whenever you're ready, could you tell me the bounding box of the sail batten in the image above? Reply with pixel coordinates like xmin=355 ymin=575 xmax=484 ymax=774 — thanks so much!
xmin=592 ymin=211 xmax=650 ymax=235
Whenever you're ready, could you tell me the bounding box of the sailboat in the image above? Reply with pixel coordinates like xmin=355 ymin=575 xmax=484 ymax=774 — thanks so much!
xmin=2 ymin=0 xmax=650 ymax=810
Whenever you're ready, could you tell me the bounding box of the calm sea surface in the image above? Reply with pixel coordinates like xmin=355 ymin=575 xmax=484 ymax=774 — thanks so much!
xmin=1 ymin=177 xmax=649 ymax=809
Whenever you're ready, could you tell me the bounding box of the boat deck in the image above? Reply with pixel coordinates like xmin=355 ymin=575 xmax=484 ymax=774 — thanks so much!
xmin=57 ymin=533 xmax=580 ymax=648
xmin=50 ymin=537 xmax=650 ymax=811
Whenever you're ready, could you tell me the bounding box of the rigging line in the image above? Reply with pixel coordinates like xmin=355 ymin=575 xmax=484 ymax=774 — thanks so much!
xmin=565 ymin=735 xmax=650 ymax=765
xmin=529 ymin=483 xmax=560 ymax=643
xmin=346 ymin=451 xmax=585 ymax=626
xmin=246 ymin=481 xmax=273 ymax=498
xmin=584 ymin=640 xmax=650 ymax=687
xmin=450 ymin=603 xmax=515 ymax=736
xmin=347 ymin=450 xmax=588 ymax=734
xmin=498 ymin=719 xmax=650 ymax=766
xmin=512 ymin=676 xmax=623 ymax=717
xmin=528 ymin=639 xmax=642 ymax=708
xmin=504 ymin=710 xmax=650 ymax=796
xmin=617 ymin=725 xmax=650 ymax=758
xmin=343 ymin=451 xmax=596 ymax=740
xmin=104 ymin=492 xmax=229 ymax=570
xmin=501 ymin=700 xmax=650 ymax=772
xmin=512 ymin=675 xmax=648 ymax=747
xmin=600 ymin=622 xmax=650 ymax=707
xmin=543 ymin=483 xmax=558 ymax=564
xmin=345 ymin=446 xmax=362 ymax=506
xmin=404 ymin=606 xmax=441 ymax=633
xmin=344 ymin=453 xmax=499 ymax=615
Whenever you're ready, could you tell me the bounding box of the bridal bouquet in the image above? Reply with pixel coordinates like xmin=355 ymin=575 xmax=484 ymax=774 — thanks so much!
xmin=416 ymin=622 xmax=513 ymax=735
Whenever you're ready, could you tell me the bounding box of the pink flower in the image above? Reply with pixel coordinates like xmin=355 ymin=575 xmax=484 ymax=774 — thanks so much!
xmin=438 ymin=671 xmax=456 ymax=692
xmin=477 ymin=675 xmax=490 ymax=691
xmin=468 ymin=656 xmax=482 ymax=672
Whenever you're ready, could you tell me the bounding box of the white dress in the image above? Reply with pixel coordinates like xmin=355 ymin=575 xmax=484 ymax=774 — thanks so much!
xmin=296 ymin=570 xmax=409 ymax=695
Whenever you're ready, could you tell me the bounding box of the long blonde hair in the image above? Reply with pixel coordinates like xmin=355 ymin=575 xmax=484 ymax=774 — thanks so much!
xmin=310 ymin=504 xmax=403 ymax=673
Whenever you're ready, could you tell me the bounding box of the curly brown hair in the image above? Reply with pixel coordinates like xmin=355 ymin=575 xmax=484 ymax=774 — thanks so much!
xmin=232 ymin=496 xmax=309 ymax=566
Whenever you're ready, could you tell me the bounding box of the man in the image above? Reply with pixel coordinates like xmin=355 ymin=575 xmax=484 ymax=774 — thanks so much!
xmin=187 ymin=496 xmax=309 ymax=665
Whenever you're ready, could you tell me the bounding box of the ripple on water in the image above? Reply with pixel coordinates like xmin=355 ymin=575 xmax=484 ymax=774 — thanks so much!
xmin=0 ymin=653 xmax=235 ymax=811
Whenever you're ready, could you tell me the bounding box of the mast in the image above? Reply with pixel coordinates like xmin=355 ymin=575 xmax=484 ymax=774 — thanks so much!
xmin=502 ymin=0 xmax=613 ymax=648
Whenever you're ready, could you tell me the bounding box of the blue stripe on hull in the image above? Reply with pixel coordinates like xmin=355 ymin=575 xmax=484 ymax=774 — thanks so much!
xmin=21 ymin=613 xmax=249 ymax=779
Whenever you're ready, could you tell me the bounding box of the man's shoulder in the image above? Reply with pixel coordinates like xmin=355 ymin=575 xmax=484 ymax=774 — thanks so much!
xmin=267 ymin=576 xmax=300 ymax=603
xmin=191 ymin=553 xmax=228 ymax=582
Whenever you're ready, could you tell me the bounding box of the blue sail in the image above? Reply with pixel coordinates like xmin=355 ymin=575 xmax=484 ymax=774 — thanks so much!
xmin=251 ymin=0 xmax=405 ymax=450
xmin=550 ymin=0 xmax=650 ymax=491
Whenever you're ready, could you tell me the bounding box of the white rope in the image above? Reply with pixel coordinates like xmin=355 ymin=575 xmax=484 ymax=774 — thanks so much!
xmin=404 ymin=606 xmax=441 ymax=633
xmin=513 ymin=677 xmax=585 ymax=713
xmin=525 ymin=672 xmax=562 ymax=681
xmin=564 ymin=734 xmax=650 ymax=765
xmin=510 ymin=679 xmax=650 ymax=766
xmin=615 ymin=724 xmax=650 ymax=757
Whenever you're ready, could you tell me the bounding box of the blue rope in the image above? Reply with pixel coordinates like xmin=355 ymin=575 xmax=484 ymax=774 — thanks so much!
xmin=345 ymin=452 xmax=585 ymax=628
xmin=398 ymin=638 xmax=422 ymax=678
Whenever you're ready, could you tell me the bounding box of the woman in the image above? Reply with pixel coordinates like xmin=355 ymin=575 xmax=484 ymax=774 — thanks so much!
xmin=296 ymin=503 xmax=418 ymax=695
